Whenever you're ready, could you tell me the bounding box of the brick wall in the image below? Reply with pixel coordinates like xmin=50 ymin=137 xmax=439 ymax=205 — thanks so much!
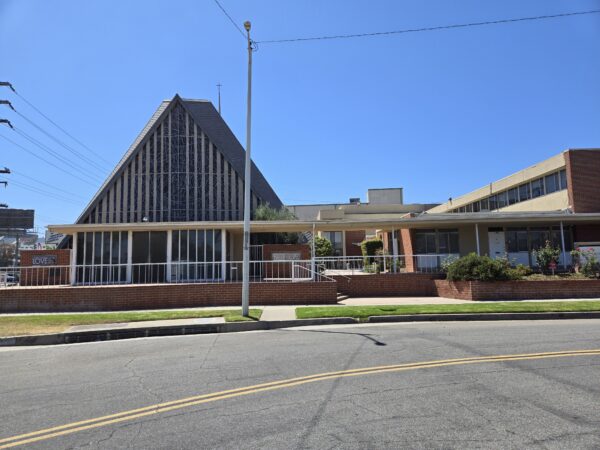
xmin=20 ymin=250 xmax=71 ymax=286
xmin=345 ymin=230 xmax=365 ymax=256
xmin=435 ymin=279 xmax=600 ymax=301
xmin=573 ymin=225 xmax=600 ymax=244
xmin=565 ymin=149 xmax=600 ymax=213
xmin=261 ymin=244 xmax=311 ymax=278
xmin=334 ymin=273 xmax=440 ymax=297
xmin=0 ymin=281 xmax=338 ymax=313
xmin=399 ymin=229 xmax=415 ymax=272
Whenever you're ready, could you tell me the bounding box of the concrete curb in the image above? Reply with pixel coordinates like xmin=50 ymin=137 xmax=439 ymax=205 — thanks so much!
xmin=0 ymin=317 xmax=358 ymax=347
xmin=367 ymin=311 xmax=600 ymax=323
xmin=3 ymin=312 xmax=600 ymax=346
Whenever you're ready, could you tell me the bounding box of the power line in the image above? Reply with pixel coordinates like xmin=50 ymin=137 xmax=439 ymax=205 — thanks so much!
xmin=12 ymin=109 xmax=109 ymax=172
xmin=0 ymin=133 xmax=97 ymax=186
xmin=0 ymin=178 xmax=81 ymax=205
xmin=12 ymin=127 xmax=103 ymax=181
xmin=11 ymin=90 xmax=113 ymax=166
xmin=213 ymin=0 xmax=246 ymax=39
xmin=256 ymin=9 xmax=600 ymax=44
xmin=10 ymin=169 xmax=87 ymax=200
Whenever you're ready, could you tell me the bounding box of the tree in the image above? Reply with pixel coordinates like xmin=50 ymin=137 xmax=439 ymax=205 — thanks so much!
xmin=312 ymin=236 xmax=333 ymax=257
xmin=254 ymin=204 xmax=296 ymax=221
xmin=0 ymin=243 xmax=15 ymax=266
xmin=253 ymin=204 xmax=300 ymax=244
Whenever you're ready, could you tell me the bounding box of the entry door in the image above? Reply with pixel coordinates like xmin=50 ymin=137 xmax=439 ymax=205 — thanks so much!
xmin=488 ymin=229 xmax=506 ymax=259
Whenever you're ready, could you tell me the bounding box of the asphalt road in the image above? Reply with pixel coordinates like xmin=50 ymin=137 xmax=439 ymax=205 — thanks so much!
xmin=1 ymin=320 xmax=600 ymax=449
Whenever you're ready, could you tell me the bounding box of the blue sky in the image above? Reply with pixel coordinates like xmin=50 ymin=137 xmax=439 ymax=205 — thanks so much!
xmin=1 ymin=0 xmax=599 ymax=230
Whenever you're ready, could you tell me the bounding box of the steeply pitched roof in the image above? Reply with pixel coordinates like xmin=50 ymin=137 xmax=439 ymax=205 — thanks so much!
xmin=75 ymin=94 xmax=282 ymax=224
xmin=179 ymin=97 xmax=282 ymax=208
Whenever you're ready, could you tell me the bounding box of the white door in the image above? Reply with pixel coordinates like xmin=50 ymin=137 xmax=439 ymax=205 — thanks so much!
xmin=488 ymin=230 xmax=505 ymax=259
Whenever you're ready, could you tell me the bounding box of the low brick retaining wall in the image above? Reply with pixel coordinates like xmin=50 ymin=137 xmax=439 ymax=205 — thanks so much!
xmin=0 ymin=282 xmax=338 ymax=313
xmin=334 ymin=273 xmax=442 ymax=297
xmin=435 ymin=279 xmax=600 ymax=301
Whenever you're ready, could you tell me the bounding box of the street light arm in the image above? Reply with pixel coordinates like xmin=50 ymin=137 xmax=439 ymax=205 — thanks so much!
xmin=0 ymin=100 xmax=15 ymax=111
xmin=0 ymin=82 xmax=15 ymax=93
xmin=0 ymin=119 xmax=13 ymax=129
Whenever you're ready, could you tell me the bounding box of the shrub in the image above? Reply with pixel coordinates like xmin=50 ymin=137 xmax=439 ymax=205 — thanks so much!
xmin=361 ymin=239 xmax=383 ymax=270
xmin=533 ymin=240 xmax=560 ymax=273
xmin=312 ymin=236 xmax=333 ymax=257
xmin=445 ymin=253 xmax=520 ymax=282
xmin=506 ymin=264 xmax=533 ymax=280
xmin=571 ymin=248 xmax=600 ymax=279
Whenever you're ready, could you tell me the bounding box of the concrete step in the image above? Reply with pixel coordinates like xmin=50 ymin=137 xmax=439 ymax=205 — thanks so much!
xmin=336 ymin=293 xmax=350 ymax=301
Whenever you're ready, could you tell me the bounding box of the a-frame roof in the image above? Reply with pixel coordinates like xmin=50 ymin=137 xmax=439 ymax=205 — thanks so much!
xmin=76 ymin=94 xmax=282 ymax=223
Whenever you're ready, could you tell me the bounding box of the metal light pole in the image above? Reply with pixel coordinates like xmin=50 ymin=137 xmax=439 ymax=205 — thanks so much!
xmin=241 ymin=20 xmax=253 ymax=317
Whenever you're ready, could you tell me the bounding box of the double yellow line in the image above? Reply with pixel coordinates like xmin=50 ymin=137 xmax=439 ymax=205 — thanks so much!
xmin=1 ymin=349 xmax=599 ymax=449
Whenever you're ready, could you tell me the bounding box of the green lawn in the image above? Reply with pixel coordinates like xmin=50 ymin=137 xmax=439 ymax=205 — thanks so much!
xmin=0 ymin=309 xmax=262 ymax=337
xmin=296 ymin=301 xmax=600 ymax=321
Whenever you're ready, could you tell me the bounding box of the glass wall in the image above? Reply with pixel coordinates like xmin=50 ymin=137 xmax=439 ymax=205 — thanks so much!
xmin=76 ymin=232 xmax=128 ymax=284
xmin=504 ymin=225 xmax=573 ymax=267
xmin=451 ymin=168 xmax=567 ymax=213
xmin=414 ymin=229 xmax=459 ymax=254
xmin=171 ymin=230 xmax=223 ymax=281
xmin=321 ymin=232 xmax=344 ymax=256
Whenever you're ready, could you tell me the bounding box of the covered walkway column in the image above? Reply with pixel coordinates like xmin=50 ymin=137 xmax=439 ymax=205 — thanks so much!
xmin=475 ymin=223 xmax=481 ymax=256
xmin=166 ymin=230 xmax=173 ymax=282
xmin=392 ymin=229 xmax=399 ymax=273
xmin=70 ymin=232 xmax=77 ymax=285
xmin=560 ymin=221 xmax=566 ymax=268
xmin=221 ymin=229 xmax=227 ymax=280
xmin=126 ymin=230 xmax=133 ymax=283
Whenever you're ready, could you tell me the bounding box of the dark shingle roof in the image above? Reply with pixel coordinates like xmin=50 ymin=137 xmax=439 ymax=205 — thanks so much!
xmin=180 ymin=97 xmax=282 ymax=208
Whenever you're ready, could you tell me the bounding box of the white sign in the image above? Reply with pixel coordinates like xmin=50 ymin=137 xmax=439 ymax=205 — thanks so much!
xmin=271 ymin=252 xmax=302 ymax=261
xmin=32 ymin=255 xmax=57 ymax=266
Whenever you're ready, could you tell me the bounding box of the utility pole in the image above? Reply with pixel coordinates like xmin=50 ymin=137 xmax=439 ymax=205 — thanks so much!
xmin=241 ymin=20 xmax=254 ymax=317
xmin=217 ymin=83 xmax=222 ymax=115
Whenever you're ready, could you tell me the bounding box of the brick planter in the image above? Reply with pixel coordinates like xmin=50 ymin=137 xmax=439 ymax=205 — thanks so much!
xmin=435 ymin=279 xmax=600 ymax=301
xmin=0 ymin=282 xmax=338 ymax=313
xmin=334 ymin=273 xmax=442 ymax=297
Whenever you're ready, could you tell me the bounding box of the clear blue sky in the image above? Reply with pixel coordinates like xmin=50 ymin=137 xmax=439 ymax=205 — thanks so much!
xmin=1 ymin=0 xmax=599 ymax=231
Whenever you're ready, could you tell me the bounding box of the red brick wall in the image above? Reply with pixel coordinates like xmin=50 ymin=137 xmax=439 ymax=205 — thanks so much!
xmin=573 ymin=225 xmax=600 ymax=244
xmin=20 ymin=250 xmax=71 ymax=286
xmin=345 ymin=230 xmax=365 ymax=256
xmin=261 ymin=244 xmax=311 ymax=278
xmin=399 ymin=229 xmax=415 ymax=272
xmin=0 ymin=281 xmax=338 ymax=313
xmin=565 ymin=149 xmax=600 ymax=213
xmin=334 ymin=273 xmax=440 ymax=297
xmin=435 ymin=279 xmax=600 ymax=301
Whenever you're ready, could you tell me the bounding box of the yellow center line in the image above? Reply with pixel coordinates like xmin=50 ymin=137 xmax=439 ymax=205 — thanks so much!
xmin=1 ymin=349 xmax=599 ymax=449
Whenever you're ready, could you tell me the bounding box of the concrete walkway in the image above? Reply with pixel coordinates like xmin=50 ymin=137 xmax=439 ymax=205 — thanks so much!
xmin=260 ymin=306 xmax=296 ymax=321
xmin=340 ymin=296 xmax=471 ymax=306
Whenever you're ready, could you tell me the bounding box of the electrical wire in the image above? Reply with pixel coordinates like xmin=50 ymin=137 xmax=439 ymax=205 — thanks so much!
xmin=12 ymin=127 xmax=103 ymax=181
xmin=0 ymin=178 xmax=81 ymax=205
xmin=9 ymin=169 xmax=87 ymax=200
xmin=12 ymin=90 xmax=113 ymax=166
xmin=0 ymin=133 xmax=98 ymax=186
xmin=13 ymin=109 xmax=109 ymax=172
xmin=213 ymin=0 xmax=247 ymax=39
xmin=256 ymin=9 xmax=600 ymax=44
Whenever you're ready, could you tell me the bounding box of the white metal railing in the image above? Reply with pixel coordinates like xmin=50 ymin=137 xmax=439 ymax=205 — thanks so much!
xmin=315 ymin=254 xmax=459 ymax=275
xmin=0 ymin=259 xmax=336 ymax=288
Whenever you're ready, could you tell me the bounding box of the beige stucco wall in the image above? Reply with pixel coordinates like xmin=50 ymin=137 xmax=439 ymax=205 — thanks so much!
xmin=498 ymin=190 xmax=569 ymax=212
xmin=428 ymin=152 xmax=567 ymax=213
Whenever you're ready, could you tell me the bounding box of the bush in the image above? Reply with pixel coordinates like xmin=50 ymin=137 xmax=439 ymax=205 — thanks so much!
xmin=361 ymin=239 xmax=383 ymax=270
xmin=571 ymin=248 xmax=600 ymax=279
xmin=533 ymin=240 xmax=560 ymax=273
xmin=312 ymin=236 xmax=333 ymax=257
xmin=445 ymin=253 xmax=520 ymax=282
xmin=506 ymin=264 xmax=533 ymax=280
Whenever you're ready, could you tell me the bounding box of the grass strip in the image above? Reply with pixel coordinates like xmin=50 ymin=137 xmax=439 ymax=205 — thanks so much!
xmin=296 ymin=301 xmax=600 ymax=321
xmin=0 ymin=309 xmax=262 ymax=337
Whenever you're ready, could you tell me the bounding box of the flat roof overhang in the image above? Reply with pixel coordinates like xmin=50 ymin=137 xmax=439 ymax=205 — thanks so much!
xmin=48 ymin=212 xmax=600 ymax=235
